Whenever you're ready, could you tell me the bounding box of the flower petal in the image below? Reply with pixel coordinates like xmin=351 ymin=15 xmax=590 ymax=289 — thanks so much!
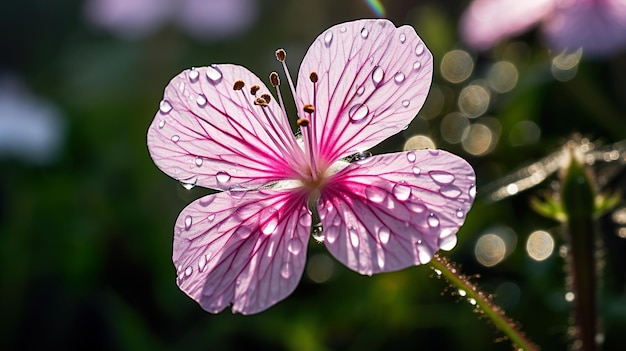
xmin=318 ymin=150 xmax=475 ymax=275
xmin=459 ymin=0 xmax=553 ymax=51
xmin=148 ymin=64 xmax=300 ymax=190
xmin=296 ymin=19 xmax=433 ymax=163
xmin=173 ymin=189 xmax=311 ymax=314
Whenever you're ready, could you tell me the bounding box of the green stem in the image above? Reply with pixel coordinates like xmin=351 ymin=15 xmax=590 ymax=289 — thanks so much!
xmin=429 ymin=254 xmax=539 ymax=351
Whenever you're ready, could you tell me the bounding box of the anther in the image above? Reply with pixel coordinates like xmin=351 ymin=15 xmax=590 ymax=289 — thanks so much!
xmin=269 ymin=72 xmax=280 ymax=87
xmin=275 ymin=49 xmax=286 ymax=62
xmin=303 ymin=104 xmax=315 ymax=114
xmin=254 ymin=97 xmax=268 ymax=106
xmin=250 ymin=85 xmax=260 ymax=95
xmin=261 ymin=94 xmax=272 ymax=104
xmin=297 ymin=118 xmax=310 ymax=127
xmin=233 ymin=80 xmax=245 ymax=91
xmin=309 ymin=72 xmax=318 ymax=83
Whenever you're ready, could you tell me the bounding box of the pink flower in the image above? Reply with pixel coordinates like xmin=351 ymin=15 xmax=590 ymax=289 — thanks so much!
xmin=460 ymin=0 xmax=626 ymax=56
xmin=147 ymin=19 xmax=476 ymax=314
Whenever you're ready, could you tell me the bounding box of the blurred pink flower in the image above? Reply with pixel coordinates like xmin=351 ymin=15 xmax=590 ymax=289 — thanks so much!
xmin=84 ymin=0 xmax=258 ymax=41
xmin=460 ymin=0 xmax=626 ymax=56
xmin=147 ymin=19 xmax=476 ymax=314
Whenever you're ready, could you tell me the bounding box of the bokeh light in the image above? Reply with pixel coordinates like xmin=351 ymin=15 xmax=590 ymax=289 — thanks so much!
xmin=487 ymin=61 xmax=518 ymax=93
xmin=526 ymin=230 xmax=555 ymax=261
xmin=306 ymin=253 xmax=334 ymax=283
xmin=441 ymin=50 xmax=474 ymax=83
xmin=461 ymin=118 xmax=500 ymax=156
xmin=458 ymin=84 xmax=490 ymax=118
xmin=404 ymin=135 xmax=436 ymax=150
xmin=551 ymin=48 xmax=582 ymax=82
xmin=475 ymin=226 xmax=517 ymax=267
xmin=440 ymin=112 xmax=469 ymax=144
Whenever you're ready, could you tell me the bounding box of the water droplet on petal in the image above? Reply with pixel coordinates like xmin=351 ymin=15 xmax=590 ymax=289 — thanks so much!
xmin=177 ymin=81 xmax=186 ymax=93
xmin=469 ymin=184 xmax=477 ymax=198
xmin=354 ymin=151 xmax=372 ymax=163
xmin=417 ymin=244 xmax=433 ymax=263
xmin=377 ymin=249 xmax=385 ymax=269
xmin=371 ymin=66 xmax=384 ymax=86
xmin=407 ymin=202 xmax=427 ymax=213
xmin=180 ymin=178 xmax=196 ymax=190
xmin=430 ymin=170 xmax=455 ymax=184
xmin=288 ymin=239 xmax=303 ymax=255
xmin=349 ymin=103 xmax=369 ymax=123
xmin=158 ymin=119 xmax=165 ymax=129
xmin=456 ymin=208 xmax=465 ymax=218
xmin=365 ymin=185 xmax=386 ymax=203
xmin=312 ymin=223 xmax=324 ymax=242
xmin=427 ymin=213 xmax=440 ymax=227
xmin=415 ymin=43 xmax=425 ymax=56
xmin=216 ymin=171 xmax=231 ymax=183
xmin=356 ymin=86 xmax=365 ymax=95
xmin=407 ymin=151 xmax=416 ymax=162
xmin=413 ymin=61 xmax=422 ymax=71
xmin=159 ymin=100 xmax=172 ymax=114
xmin=188 ymin=67 xmax=199 ymax=82
xmin=194 ymin=157 xmax=203 ymax=167
xmin=325 ymin=226 xmax=339 ymax=244
xmin=171 ymin=135 xmax=180 ymax=143
xmin=281 ymin=262 xmax=292 ymax=278
xmin=378 ymin=227 xmax=390 ymax=244
xmin=402 ymin=100 xmax=410 ymax=107
xmin=428 ymin=149 xmax=440 ymax=156
xmin=440 ymin=185 xmax=462 ymax=198
xmin=234 ymin=226 xmax=252 ymax=239
xmin=412 ymin=166 xmax=421 ymax=175
xmin=266 ymin=241 xmax=276 ymax=257
xmin=394 ymin=72 xmax=405 ymax=83
xmin=324 ymin=31 xmax=333 ymax=46
xmin=399 ymin=33 xmax=406 ymax=43
xmin=392 ymin=183 xmax=411 ymax=201
xmin=207 ymin=213 xmax=216 ymax=221
xmin=262 ymin=216 xmax=279 ymax=235
xmin=198 ymin=253 xmax=209 ymax=272
xmin=360 ymin=27 xmax=369 ymax=38
xmin=184 ymin=266 xmax=193 ymax=277
xmin=228 ymin=186 xmax=247 ymax=199
xmin=299 ymin=213 xmax=311 ymax=226
xmin=206 ymin=65 xmax=223 ymax=84
xmin=184 ymin=215 xmax=193 ymax=230
xmin=340 ymin=26 xmax=347 ymax=33
xmin=349 ymin=227 xmax=359 ymax=247
xmin=439 ymin=230 xmax=458 ymax=251
xmin=196 ymin=94 xmax=207 ymax=107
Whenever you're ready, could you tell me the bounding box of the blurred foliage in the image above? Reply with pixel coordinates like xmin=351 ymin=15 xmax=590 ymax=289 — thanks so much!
xmin=1 ymin=0 xmax=625 ymax=350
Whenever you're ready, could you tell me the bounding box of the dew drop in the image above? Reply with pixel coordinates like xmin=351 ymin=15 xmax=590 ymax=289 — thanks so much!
xmin=262 ymin=217 xmax=279 ymax=235
xmin=324 ymin=31 xmax=333 ymax=46
xmin=228 ymin=186 xmax=247 ymax=199
xmin=415 ymin=43 xmax=425 ymax=56
xmin=188 ymin=67 xmax=199 ymax=82
xmin=430 ymin=170 xmax=455 ymax=184
xmin=325 ymin=226 xmax=339 ymax=244
xmin=427 ymin=213 xmax=440 ymax=227
xmin=177 ymin=81 xmax=186 ymax=93
xmin=378 ymin=227 xmax=390 ymax=244
xmin=349 ymin=227 xmax=360 ymax=247
xmin=469 ymin=184 xmax=477 ymax=198
xmin=267 ymin=241 xmax=276 ymax=257
xmin=413 ymin=61 xmax=422 ymax=71
xmin=354 ymin=151 xmax=372 ymax=163
xmin=360 ymin=27 xmax=369 ymax=38
xmin=158 ymin=119 xmax=165 ymax=129
xmin=417 ymin=244 xmax=433 ymax=263
xmin=198 ymin=253 xmax=209 ymax=272
xmin=340 ymin=26 xmax=347 ymax=33
xmin=399 ymin=33 xmax=406 ymax=43
xmin=180 ymin=178 xmax=196 ymax=190
xmin=394 ymin=72 xmax=406 ymax=83
xmin=440 ymin=185 xmax=462 ymax=198
xmin=356 ymin=85 xmax=365 ymax=96
xmin=402 ymin=100 xmax=410 ymax=107
xmin=377 ymin=249 xmax=385 ymax=269
xmin=439 ymin=230 xmax=458 ymax=251
xmin=171 ymin=135 xmax=180 ymax=143
xmin=349 ymin=103 xmax=369 ymax=123
xmin=407 ymin=202 xmax=427 ymax=213
xmin=392 ymin=183 xmax=411 ymax=201
xmin=312 ymin=223 xmax=324 ymax=242
xmin=364 ymin=185 xmax=386 ymax=203
xmin=195 ymin=157 xmax=203 ymax=167
xmin=407 ymin=151 xmax=416 ymax=162
xmin=196 ymin=94 xmax=207 ymax=107
xmin=288 ymin=238 xmax=303 ymax=255
xmin=371 ymin=66 xmax=384 ymax=86
xmin=184 ymin=215 xmax=193 ymax=230
xmin=299 ymin=213 xmax=311 ymax=226
xmin=412 ymin=166 xmax=421 ymax=175
xmin=207 ymin=213 xmax=216 ymax=222
xmin=216 ymin=171 xmax=231 ymax=183
xmin=428 ymin=149 xmax=440 ymax=156
xmin=159 ymin=100 xmax=172 ymax=114
xmin=456 ymin=208 xmax=465 ymax=218
xmin=281 ymin=262 xmax=292 ymax=278
xmin=199 ymin=196 xmax=214 ymax=207
xmin=184 ymin=266 xmax=193 ymax=277
xmin=234 ymin=226 xmax=252 ymax=239
xmin=206 ymin=65 xmax=223 ymax=84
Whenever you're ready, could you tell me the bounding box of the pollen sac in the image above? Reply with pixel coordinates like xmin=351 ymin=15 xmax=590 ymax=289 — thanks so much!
xmin=309 ymin=72 xmax=318 ymax=83
xmin=233 ymin=80 xmax=245 ymax=91
xmin=254 ymin=97 xmax=269 ymax=106
xmin=261 ymin=94 xmax=272 ymax=104
xmin=303 ymin=104 xmax=315 ymax=114
xmin=275 ymin=49 xmax=286 ymax=62
xmin=269 ymin=72 xmax=280 ymax=87
xmin=250 ymin=85 xmax=260 ymax=95
xmin=297 ymin=117 xmax=310 ymax=127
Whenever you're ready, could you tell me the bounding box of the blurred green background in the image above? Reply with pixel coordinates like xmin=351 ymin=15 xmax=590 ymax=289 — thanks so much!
xmin=1 ymin=0 xmax=625 ymax=350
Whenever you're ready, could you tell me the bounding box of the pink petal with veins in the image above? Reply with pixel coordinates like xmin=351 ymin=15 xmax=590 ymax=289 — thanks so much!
xmin=319 ymin=150 xmax=476 ymax=275
xmin=460 ymin=0 xmax=554 ymax=51
xmin=174 ymin=189 xmax=311 ymax=314
xmin=297 ymin=19 xmax=433 ymax=163
xmin=147 ymin=64 xmax=300 ymax=190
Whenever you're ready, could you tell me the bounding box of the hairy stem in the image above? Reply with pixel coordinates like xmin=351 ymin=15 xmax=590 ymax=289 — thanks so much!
xmin=429 ymin=254 xmax=539 ymax=351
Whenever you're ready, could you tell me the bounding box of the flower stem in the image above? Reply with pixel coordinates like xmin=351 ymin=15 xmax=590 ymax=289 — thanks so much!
xmin=429 ymin=253 xmax=539 ymax=351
